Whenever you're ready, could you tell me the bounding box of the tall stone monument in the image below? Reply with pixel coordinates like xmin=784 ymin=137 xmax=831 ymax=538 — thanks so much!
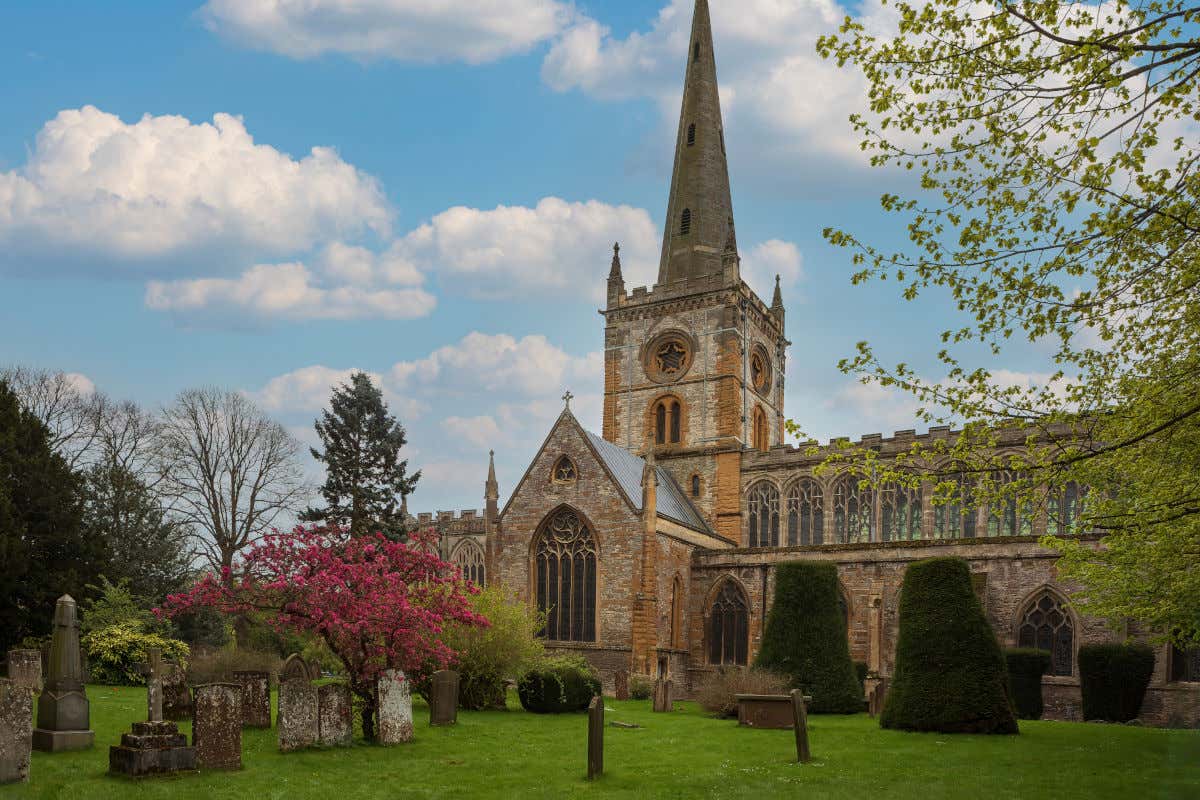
xmin=33 ymin=595 xmax=94 ymax=752
xmin=108 ymin=650 xmax=198 ymax=779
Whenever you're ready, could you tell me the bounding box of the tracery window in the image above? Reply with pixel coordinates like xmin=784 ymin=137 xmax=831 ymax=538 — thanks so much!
xmin=786 ymin=478 xmax=823 ymax=546
xmin=747 ymin=481 xmax=780 ymax=547
xmin=552 ymin=455 xmax=577 ymax=484
xmin=653 ymin=398 xmax=683 ymax=445
xmin=833 ymin=475 xmax=874 ymax=544
xmin=1170 ymin=641 xmax=1200 ymax=683
xmin=752 ymin=406 xmax=769 ymax=452
xmin=987 ymin=470 xmax=1035 ymax=537
xmin=750 ymin=351 xmax=770 ymax=394
xmin=1017 ymin=592 xmax=1074 ymax=676
xmin=452 ymin=540 xmax=486 ymax=585
xmin=681 ymin=208 xmax=692 ymax=236
xmin=1052 ymin=481 xmax=1088 ymax=536
xmin=880 ymin=480 xmax=922 ymax=542
xmin=534 ymin=509 xmax=597 ymax=642
xmin=707 ymin=580 xmax=749 ymax=666
xmin=935 ymin=470 xmax=978 ymax=539
xmin=691 ymin=474 xmax=701 ymax=497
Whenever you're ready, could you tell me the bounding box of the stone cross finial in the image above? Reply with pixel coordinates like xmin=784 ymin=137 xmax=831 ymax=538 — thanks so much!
xmin=562 ymin=391 xmax=574 ymax=410
xmin=141 ymin=647 xmax=164 ymax=723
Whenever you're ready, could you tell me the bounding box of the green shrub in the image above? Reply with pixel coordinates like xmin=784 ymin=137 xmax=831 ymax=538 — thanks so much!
xmin=1079 ymin=643 xmax=1156 ymax=722
xmin=82 ymin=621 xmax=189 ymax=686
xmin=754 ymin=562 xmax=862 ymax=713
xmin=517 ymin=655 xmax=601 ymax=713
xmin=881 ymin=557 xmax=1018 ymax=734
xmin=696 ymin=668 xmax=789 ymax=718
xmin=442 ymin=587 xmax=546 ymax=710
xmin=1005 ymin=649 xmax=1051 ymax=720
xmin=629 ymin=674 xmax=654 ymax=700
xmin=80 ymin=577 xmax=168 ymax=636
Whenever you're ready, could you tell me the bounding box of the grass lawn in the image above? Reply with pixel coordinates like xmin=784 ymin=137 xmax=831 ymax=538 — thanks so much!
xmin=8 ymin=686 xmax=1198 ymax=799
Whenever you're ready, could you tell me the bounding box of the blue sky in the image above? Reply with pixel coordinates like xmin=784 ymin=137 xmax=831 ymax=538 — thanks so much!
xmin=0 ymin=0 xmax=1057 ymax=512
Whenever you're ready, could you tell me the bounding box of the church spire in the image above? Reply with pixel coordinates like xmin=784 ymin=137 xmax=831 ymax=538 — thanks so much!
xmin=657 ymin=0 xmax=737 ymax=286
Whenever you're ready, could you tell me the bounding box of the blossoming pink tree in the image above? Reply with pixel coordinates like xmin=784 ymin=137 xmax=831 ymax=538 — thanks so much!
xmin=160 ymin=524 xmax=487 ymax=741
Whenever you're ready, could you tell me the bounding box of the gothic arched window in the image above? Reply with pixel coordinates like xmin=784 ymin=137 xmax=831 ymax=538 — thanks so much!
xmin=452 ymin=540 xmax=486 ymax=585
xmin=652 ymin=398 xmax=683 ymax=445
xmin=935 ymin=469 xmax=977 ymax=539
xmin=752 ymin=406 xmax=769 ymax=452
xmin=534 ymin=509 xmax=597 ymax=642
xmin=833 ymin=476 xmax=874 ymax=544
xmin=1017 ymin=592 xmax=1075 ymax=676
xmin=987 ymin=470 xmax=1035 ymax=537
xmin=691 ymin=474 xmax=701 ymax=497
xmin=552 ymin=455 xmax=577 ymax=484
xmin=1052 ymin=481 xmax=1088 ymax=536
xmin=786 ymin=478 xmax=823 ymax=546
xmin=747 ymin=482 xmax=780 ymax=547
xmin=881 ymin=480 xmax=922 ymax=542
xmin=671 ymin=575 xmax=685 ymax=650
xmin=1170 ymin=641 xmax=1200 ymax=683
xmin=681 ymin=208 xmax=692 ymax=236
xmin=707 ymin=580 xmax=749 ymax=666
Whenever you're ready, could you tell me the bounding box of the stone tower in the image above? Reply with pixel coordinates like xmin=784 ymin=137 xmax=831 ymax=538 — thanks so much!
xmin=601 ymin=0 xmax=787 ymax=545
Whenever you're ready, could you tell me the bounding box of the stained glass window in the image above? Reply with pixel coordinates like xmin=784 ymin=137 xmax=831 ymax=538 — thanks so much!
xmin=1017 ymin=593 xmax=1074 ymax=676
xmin=708 ymin=580 xmax=749 ymax=666
xmin=833 ymin=476 xmax=874 ymax=544
xmin=452 ymin=540 xmax=485 ymax=585
xmin=552 ymin=456 xmax=577 ymax=483
xmin=786 ymin=478 xmax=823 ymax=546
xmin=535 ymin=509 xmax=597 ymax=642
xmin=881 ymin=480 xmax=922 ymax=541
xmin=747 ymin=482 xmax=780 ymax=547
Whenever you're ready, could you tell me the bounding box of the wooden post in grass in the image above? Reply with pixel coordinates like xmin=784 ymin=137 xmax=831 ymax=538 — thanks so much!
xmin=790 ymin=690 xmax=811 ymax=764
xmin=587 ymin=695 xmax=604 ymax=780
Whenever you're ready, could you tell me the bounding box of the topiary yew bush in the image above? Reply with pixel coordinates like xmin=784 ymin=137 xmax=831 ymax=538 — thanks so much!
xmin=754 ymin=561 xmax=862 ymax=713
xmin=1005 ymin=648 xmax=1051 ymax=720
xmin=517 ymin=655 xmax=601 ymax=714
xmin=1079 ymin=643 xmax=1156 ymax=722
xmin=881 ymin=557 xmax=1018 ymax=734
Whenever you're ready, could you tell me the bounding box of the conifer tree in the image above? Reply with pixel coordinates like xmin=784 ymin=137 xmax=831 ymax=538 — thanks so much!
xmin=301 ymin=372 xmax=419 ymax=538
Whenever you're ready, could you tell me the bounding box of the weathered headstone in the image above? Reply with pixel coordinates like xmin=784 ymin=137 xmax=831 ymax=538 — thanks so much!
xmin=6 ymin=651 xmax=41 ymax=694
xmin=280 ymin=654 xmax=314 ymax=682
xmin=378 ymin=670 xmax=414 ymax=745
xmin=652 ymin=678 xmax=673 ymax=713
xmin=33 ymin=595 xmax=94 ymax=752
xmin=790 ymin=689 xmax=811 ymax=764
xmin=192 ymin=684 xmax=242 ymax=770
xmin=162 ymin=661 xmax=192 ymax=721
xmin=316 ymin=683 xmax=352 ymax=747
xmin=0 ymin=679 xmax=32 ymax=784
xmin=429 ymin=670 xmax=459 ymax=726
xmin=586 ymin=695 xmax=603 ymax=780
xmin=142 ymin=648 xmax=164 ymax=723
xmin=277 ymin=675 xmax=318 ymax=753
xmin=233 ymin=671 xmax=271 ymax=728
xmin=614 ymin=670 xmax=629 ymax=701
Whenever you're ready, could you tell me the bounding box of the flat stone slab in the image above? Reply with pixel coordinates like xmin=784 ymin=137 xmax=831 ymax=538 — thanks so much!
xmin=31 ymin=728 xmax=93 ymax=752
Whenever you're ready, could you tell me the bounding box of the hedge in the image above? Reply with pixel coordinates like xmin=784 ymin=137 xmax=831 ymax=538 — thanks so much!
xmin=754 ymin=562 xmax=862 ymax=713
xmin=854 ymin=661 xmax=869 ymax=697
xmin=517 ymin=655 xmax=601 ymax=713
xmin=881 ymin=557 xmax=1018 ymax=734
xmin=1005 ymin=648 xmax=1051 ymax=720
xmin=1079 ymin=643 xmax=1156 ymax=722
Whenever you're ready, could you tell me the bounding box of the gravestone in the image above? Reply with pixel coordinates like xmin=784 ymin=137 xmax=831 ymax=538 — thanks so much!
xmin=316 ymin=683 xmax=352 ymax=747
xmin=277 ymin=675 xmax=318 ymax=753
xmin=614 ymin=670 xmax=629 ymax=701
xmin=790 ymin=689 xmax=811 ymax=764
xmin=6 ymin=651 xmax=41 ymax=694
xmin=142 ymin=648 xmax=164 ymax=723
xmin=280 ymin=654 xmax=315 ymax=682
xmin=429 ymin=670 xmax=459 ymax=726
xmin=378 ymin=670 xmax=414 ymax=745
xmin=652 ymin=678 xmax=673 ymax=713
xmin=867 ymin=678 xmax=889 ymax=719
xmin=0 ymin=679 xmax=32 ymax=784
xmin=233 ymin=671 xmax=271 ymax=728
xmin=192 ymin=684 xmax=242 ymax=770
xmin=586 ymin=695 xmax=603 ymax=780
xmin=33 ymin=595 xmax=94 ymax=752
xmin=108 ymin=649 xmax=199 ymax=778
xmin=162 ymin=661 xmax=192 ymax=721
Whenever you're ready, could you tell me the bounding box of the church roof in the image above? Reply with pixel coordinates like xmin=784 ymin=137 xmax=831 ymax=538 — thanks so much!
xmin=583 ymin=430 xmax=713 ymax=534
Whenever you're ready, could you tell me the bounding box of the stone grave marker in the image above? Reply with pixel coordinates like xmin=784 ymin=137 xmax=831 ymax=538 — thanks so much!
xmin=162 ymin=661 xmax=192 ymax=721
xmin=614 ymin=670 xmax=629 ymax=701
xmin=378 ymin=670 xmax=414 ymax=745
xmin=6 ymin=651 xmax=41 ymax=694
xmin=139 ymin=648 xmax=165 ymax=723
xmin=790 ymin=689 xmax=811 ymax=764
xmin=429 ymin=670 xmax=459 ymax=726
xmin=587 ymin=695 xmax=603 ymax=780
xmin=192 ymin=684 xmax=242 ymax=770
xmin=33 ymin=595 xmax=94 ymax=752
xmin=108 ymin=649 xmax=198 ymax=779
xmin=0 ymin=679 xmax=32 ymax=784
xmin=280 ymin=653 xmax=314 ymax=682
xmin=277 ymin=670 xmax=318 ymax=753
xmin=652 ymin=678 xmax=673 ymax=713
xmin=233 ymin=671 xmax=271 ymax=728
xmin=867 ymin=677 xmax=889 ymax=718
xmin=316 ymin=683 xmax=352 ymax=747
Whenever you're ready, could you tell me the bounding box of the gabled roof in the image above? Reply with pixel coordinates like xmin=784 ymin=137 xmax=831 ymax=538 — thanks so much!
xmin=583 ymin=430 xmax=713 ymax=535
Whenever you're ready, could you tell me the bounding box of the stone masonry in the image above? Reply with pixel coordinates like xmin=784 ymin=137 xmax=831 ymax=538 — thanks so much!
xmin=0 ymin=679 xmax=32 ymax=785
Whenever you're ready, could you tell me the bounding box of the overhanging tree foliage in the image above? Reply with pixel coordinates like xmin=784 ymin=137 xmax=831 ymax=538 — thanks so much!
xmin=815 ymin=1 xmax=1200 ymax=645
xmin=301 ymin=372 xmax=419 ymax=539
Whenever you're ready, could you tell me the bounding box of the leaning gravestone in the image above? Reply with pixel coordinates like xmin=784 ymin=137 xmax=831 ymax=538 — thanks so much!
xmin=108 ymin=651 xmax=197 ymax=779
xmin=162 ymin=661 xmax=192 ymax=721
xmin=193 ymin=684 xmax=242 ymax=770
xmin=7 ymin=651 xmax=41 ymax=694
xmin=652 ymin=678 xmax=673 ymax=713
xmin=316 ymin=683 xmax=352 ymax=747
xmin=429 ymin=670 xmax=459 ymax=726
xmin=234 ymin=671 xmax=271 ymax=728
xmin=33 ymin=595 xmax=94 ymax=752
xmin=586 ymin=695 xmax=604 ymax=780
xmin=0 ymin=679 xmax=33 ymax=784
xmin=378 ymin=670 xmax=414 ymax=745
xmin=277 ymin=670 xmax=318 ymax=753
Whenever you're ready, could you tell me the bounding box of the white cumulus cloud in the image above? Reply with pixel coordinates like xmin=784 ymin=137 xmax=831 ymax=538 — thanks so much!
xmin=741 ymin=239 xmax=804 ymax=301
xmin=200 ymin=0 xmax=575 ymax=64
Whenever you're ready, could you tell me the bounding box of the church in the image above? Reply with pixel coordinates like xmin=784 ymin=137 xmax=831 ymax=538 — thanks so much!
xmin=423 ymin=0 xmax=1200 ymax=727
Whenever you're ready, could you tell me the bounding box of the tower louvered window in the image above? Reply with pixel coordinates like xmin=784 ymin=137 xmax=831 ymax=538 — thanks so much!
xmin=707 ymin=580 xmax=748 ymax=666
xmin=787 ymin=478 xmax=823 ymax=546
xmin=535 ymin=509 xmax=597 ymax=642
xmin=680 ymin=208 xmax=692 ymax=236
xmin=687 ymin=123 xmax=696 ymax=146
